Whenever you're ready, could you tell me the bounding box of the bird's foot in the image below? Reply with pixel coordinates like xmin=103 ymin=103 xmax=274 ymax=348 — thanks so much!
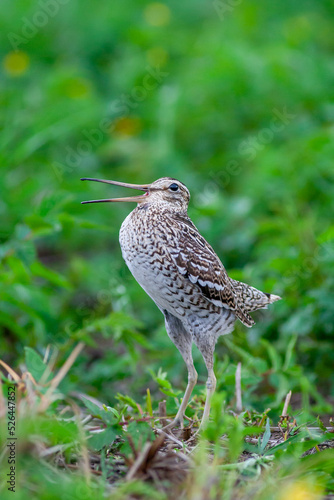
xmin=160 ymin=415 xmax=201 ymax=442
xmin=183 ymin=411 xmax=211 ymax=443
xmin=161 ymin=416 xmax=184 ymax=432
xmin=160 ymin=419 xmax=195 ymax=442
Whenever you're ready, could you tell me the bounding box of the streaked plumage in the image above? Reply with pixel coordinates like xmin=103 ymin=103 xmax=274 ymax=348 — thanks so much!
xmin=82 ymin=176 xmax=281 ymax=430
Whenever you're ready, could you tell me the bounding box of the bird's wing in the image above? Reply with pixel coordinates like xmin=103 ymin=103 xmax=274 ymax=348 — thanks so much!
xmin=166 ymin=214 xmax=237 ymax=310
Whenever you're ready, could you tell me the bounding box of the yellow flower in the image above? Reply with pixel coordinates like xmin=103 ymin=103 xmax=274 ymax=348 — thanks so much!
xmin=278 ymin=481 xmax=323 ymax=500
xmin=3 ymin=51 xmax=30 ymax=77
xmin=144 ymin=3 xmax=171 ymax=27
xmin=64 ymin=77 xmax=91 ymax=99
xmin=113 ymin=116 xmax=142 ymax=137
xmin=146 ymin=47 xmax=169 ymax=67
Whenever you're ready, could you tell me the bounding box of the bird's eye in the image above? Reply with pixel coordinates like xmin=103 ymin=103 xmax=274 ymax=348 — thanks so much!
xmin=169 ymin=183 xmax=179 ymax=192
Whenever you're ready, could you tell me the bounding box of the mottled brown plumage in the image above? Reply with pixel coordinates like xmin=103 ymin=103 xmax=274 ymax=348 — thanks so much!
xmin=81 ymin=176 xmax=281 ymax=430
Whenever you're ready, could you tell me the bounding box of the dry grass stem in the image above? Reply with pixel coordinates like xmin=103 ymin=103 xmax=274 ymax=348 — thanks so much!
xmin=158 ymin=400 xmax=167 ymax=427
xmin=39 ymin=342 xmax=84 ymax=412
xmin=282 ymin=390 xmax=292 ymax=416
xmin=235 ymin=362 xmax=242 ymax=413
xmin=0 ymin=377 xmax=6 ymax=418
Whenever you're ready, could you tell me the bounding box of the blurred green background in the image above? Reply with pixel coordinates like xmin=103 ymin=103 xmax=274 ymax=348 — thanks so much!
xmin=1 ymin=0 xmax=334 ymax=420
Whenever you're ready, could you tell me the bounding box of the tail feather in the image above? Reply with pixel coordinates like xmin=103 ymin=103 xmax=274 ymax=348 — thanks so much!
xmin=235 ymin=307 xmax=255 ymax=328
xmin=231 ymin=279 xmax=281 ymax=326
xmin=266 ymin=293 xmax=281 ymax=304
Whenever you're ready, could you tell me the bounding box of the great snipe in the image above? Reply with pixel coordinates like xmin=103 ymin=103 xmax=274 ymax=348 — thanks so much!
xmin=81 ymin=177 xmax=281 ymax=429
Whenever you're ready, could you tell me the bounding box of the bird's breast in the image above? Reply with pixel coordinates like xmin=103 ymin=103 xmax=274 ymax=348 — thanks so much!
xmin=119 ymin=210 xmax=189 ymax=312
xmin=119 ymin=210 xmax=168 ymax=284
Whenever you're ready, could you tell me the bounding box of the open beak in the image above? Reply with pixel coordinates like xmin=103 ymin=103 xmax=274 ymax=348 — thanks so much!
xmin=81 ymin=177 xmax=151 ymax=204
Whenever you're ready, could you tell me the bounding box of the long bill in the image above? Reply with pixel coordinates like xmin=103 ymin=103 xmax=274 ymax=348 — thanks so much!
xmin=80 ymin=177 xmax=151 ymax=204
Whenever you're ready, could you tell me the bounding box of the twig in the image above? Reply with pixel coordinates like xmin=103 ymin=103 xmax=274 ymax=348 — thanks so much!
xmin=156 ymin=428 xmax=185 ymax=449
xmin=119 ymin=416 xmax=168 ymax=426
xmin=125 ymin=442 xmax=152 ymax=480
xmin=57 ymin=463 xmax=103 ymax=476
xmin=39 ymin=443 xmax=73 ymax=458
xmin=269 ymin=426 xmax=333 ymax=432
xmin=0 ymin=360 xmax=21 ymax=383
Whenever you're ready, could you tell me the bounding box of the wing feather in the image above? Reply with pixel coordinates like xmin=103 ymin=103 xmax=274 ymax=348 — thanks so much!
xmin=167 ymin=214 xmax=237 ymax=310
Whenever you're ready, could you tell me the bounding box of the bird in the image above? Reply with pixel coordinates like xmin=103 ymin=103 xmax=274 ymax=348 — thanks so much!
xmin=81 ymin=176 xmax=281 ymax=429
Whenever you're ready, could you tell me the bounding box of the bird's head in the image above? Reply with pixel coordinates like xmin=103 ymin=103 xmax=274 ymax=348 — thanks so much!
xmin=81 ymin=177 xmax=190 ymax=212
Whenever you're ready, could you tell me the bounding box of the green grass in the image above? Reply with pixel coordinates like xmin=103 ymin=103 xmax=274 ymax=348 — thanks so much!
xmin=0 ymin=348 xmax=333 ymax=499
xmin=1 ymin=0 xmax=334 ymax=497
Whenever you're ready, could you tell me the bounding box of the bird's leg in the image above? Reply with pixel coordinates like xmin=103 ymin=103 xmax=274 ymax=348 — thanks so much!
xmin=162 ymin=310 xmax=196 ymax=431
xmin=200 ymin=367 xmax=217 ymax=428
xmin=192 ymin=334 xmax=216 ymax=430
xmin=162 ymin=361 xmax=197 ymax=430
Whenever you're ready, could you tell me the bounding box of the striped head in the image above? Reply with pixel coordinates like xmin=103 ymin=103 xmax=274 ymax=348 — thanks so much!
xmin=81 ymin=177 xmax=190 ymax=212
